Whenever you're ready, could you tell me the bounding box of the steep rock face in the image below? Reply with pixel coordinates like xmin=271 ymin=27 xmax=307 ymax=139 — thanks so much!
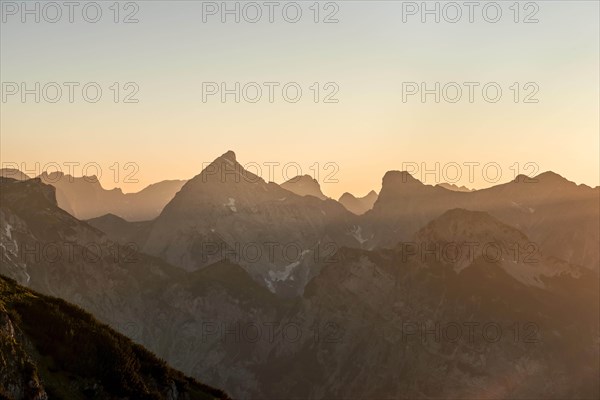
xmin=296 ymin=210 xmax=598 ymax=400
xmin=142 ymin=151 xmax=360 ymax=295
xmin=281 ymin=175 xmax=328 ymax=200
xmin=0 ymin=177 xmax=191 ymax=345
xmin=338 ymin=190 xmax=378 ymax=215
xmin=0 ymin=276 xmax=228 ymax=400
xmin=38 ymin=172 xmax=186 ymax=221
xmin=137 ymin=260 xmax=291 ymax=399
xmin=362 ymin=171 xmax=600 ymax=271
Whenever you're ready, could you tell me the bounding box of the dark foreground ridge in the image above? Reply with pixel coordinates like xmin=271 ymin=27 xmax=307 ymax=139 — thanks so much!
xmin=0 ymin=275 xmax=230 ymax=400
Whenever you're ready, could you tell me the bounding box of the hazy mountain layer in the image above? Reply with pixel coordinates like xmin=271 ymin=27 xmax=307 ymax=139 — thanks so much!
xmin=281 ymin=175 xmax=328 ymax=200
xmin=363 ymin=171 xmax=600 ymax=271
xmin=37 ymin=172 xmax=186 ymax=221
xmin=338 ymin=190 xmax=378 ymax=215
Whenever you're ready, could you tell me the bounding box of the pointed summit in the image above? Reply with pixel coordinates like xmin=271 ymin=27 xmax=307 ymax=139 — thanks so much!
xmin=377 ymin=170 xmax=429 ymax=205
xmin=221 ymin=150 xmax=237 ymax=163
xmin=183 ymin=150 xmax=264 ymax=187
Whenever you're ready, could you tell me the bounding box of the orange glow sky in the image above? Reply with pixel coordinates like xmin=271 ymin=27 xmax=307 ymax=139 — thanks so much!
xmin=1 ymin=1 xmax=598 ymax=199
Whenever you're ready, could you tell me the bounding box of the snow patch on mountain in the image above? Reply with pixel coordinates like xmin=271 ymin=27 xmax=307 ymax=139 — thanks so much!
xmin=4 ymin=223 xmax=12 ymax=239
xmin=350 ymin=225 xmax=367 ymax=244
xmin=267 ymin=250 xmax=310 ymax=282
xmin=224 ymin=197 xmax=237 ymax=212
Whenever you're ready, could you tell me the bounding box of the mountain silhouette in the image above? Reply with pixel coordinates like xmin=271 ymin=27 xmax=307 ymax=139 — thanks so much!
xmin=338 ymin=190 xmax=378 ymax=215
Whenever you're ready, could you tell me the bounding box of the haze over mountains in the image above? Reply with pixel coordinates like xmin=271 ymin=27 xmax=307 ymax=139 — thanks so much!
xmin=363 ymin=170 xmax=599 ymax=271
xmin=1 ymin=150 xmax=598 ymax=399
xmin=0 ymin=168 xmax=187 ymax=222
xmin=1 ymin=164 xmax=378 ymax=221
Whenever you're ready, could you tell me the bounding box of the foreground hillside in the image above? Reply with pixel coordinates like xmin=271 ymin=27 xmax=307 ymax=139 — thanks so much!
xmin=0 ymin=276 xmax=229 ymax=400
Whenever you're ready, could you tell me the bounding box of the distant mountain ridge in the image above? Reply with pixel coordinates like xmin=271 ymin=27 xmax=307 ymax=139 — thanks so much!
xmin=437 ymin=182 xmax=474 ymax=192
xmin=0 ymin=168 xmax=30 ymax=181
xmin=85 ymin=152 xmax=598 ymax=293
xmin=281 ymin=174 xmax=328 ymax=200
xmin=338 ymin=190 xmax=378 ymax=215
xmin=363 ymin=169 xmax=600 ymax=271
xmin=37 ymin=171 xmax=187 ymax=221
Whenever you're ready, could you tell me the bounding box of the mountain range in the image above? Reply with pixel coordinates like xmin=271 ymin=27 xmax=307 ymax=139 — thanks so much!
xmin=0 ymin=168 xmax=187 ymax=222
xmin=1 ymin=150 xmax=598 ymax=399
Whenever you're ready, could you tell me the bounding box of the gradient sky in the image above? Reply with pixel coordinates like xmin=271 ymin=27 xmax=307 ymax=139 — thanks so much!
xmin=1 ymin=0 xmax=598 ymax=198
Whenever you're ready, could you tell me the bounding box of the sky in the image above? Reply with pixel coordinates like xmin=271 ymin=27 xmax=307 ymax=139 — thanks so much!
xmin=1 ymin=0 xmax=598 ymax=199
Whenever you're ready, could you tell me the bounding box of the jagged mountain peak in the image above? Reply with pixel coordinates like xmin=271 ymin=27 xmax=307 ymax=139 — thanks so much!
xmin=39 ymin=171 xmax=102 ymax=186
xmin=185 ymin=150 xmax=264 ymax=188
xmin=287 ymin=174 xmax=317 ymax=183
xmin=375 ymin=171 xmax=432 ymax=207
xmin=437 ymin=182 xmax=473 ymax=192
xmin=281 ymin=174 xmax=326 ymax=200
xmin=221 ymin=150 xmax=237 ymax=162
xmin=0 ymin=168 xmax=30 ymax=181
xmin=40 ymin=170 xmax=65 ymax=180
xmin=382 ymin=170 xmax=423 ymax=187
